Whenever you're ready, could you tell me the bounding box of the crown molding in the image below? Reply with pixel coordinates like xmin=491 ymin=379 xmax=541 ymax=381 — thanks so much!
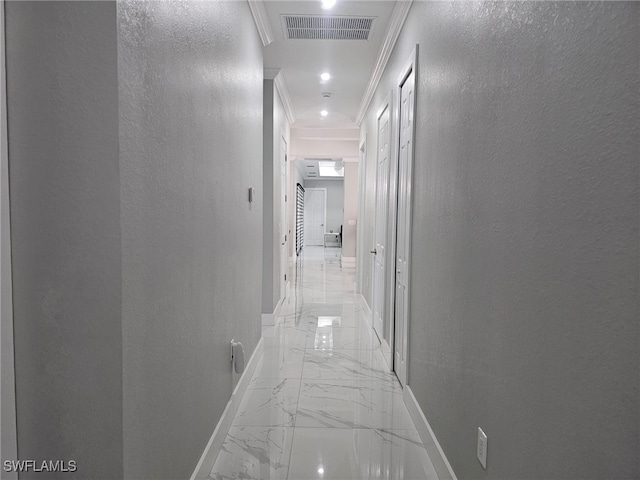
xmin=274 ymin=72 xmax=296 ymax=125
xmin=247 ymin=0 xmax=274 ymax=47
xmin=355 ymin=0 xmax=413 ymax=126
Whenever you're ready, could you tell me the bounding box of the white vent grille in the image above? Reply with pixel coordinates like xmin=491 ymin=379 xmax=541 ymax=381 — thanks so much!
xmin=283 ymin=15 xmax=374 ymax=40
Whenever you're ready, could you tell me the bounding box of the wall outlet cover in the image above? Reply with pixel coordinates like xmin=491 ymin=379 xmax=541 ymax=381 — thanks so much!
xmin=477 ymin=427 xmax=487 ymax=469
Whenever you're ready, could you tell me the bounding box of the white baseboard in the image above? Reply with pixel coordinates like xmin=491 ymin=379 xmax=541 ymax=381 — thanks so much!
xmin=357 ymin=294 xmax=372 ymax=328
xmin=358 ymin=294 xmax=393 ymax=372
xmin=380 ymin=340 xmax=393 ymax=372
xmin=190 ymin=338 xmax=264 ymax=480
xmin=404 ymin=386 xmax=457 ymax=480
xmin=341 ymin=256 xmax=356 ymax=266
xmin=261 ymin=297 xmax=283 ymax=326
xmin=261 ymin=313 xmax=274 ymax=326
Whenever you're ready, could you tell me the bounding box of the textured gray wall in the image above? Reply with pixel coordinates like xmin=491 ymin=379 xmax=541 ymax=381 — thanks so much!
xmin=118 ymin=1 xmax=263 ymax=478
xmin=1 ymin=1 xmax=18 ymax=476
xmin=5 ymin=2 xmax=123 ymax=478
xmin=4 ymin=1 xmax=263 ymax=478
xmin=361 ymin=1 xmax=639 ymax=478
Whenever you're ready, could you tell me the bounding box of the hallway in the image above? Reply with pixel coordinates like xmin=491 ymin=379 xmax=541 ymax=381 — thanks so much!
xmin=209 ymin=247 xmax=438 ymax=480
xmin=2 ymin=1 xmax=638 ymax=478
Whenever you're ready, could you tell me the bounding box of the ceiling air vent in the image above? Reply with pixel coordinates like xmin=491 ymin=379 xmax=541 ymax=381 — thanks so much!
xmin=282 ymin=15 xmax=375 ymax=40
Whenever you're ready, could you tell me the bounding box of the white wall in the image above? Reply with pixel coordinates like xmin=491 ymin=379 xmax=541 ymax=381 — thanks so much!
xmin=359 ymin=2 xmax=639 ymax=478
xmin=290 ymin=138 xmax=358 ymax=158
xmin=289 ymin=128 xmax=359 ymax=160
xmin=342 ymin=162 xmax=359 ymax=258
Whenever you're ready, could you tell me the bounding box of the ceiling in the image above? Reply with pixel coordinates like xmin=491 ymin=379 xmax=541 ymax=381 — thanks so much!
xmin=262 ymin=0 xmax=397 ymax=129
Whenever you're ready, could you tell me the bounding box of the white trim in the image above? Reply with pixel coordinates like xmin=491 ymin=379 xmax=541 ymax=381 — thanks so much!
xmin=404 ymin=386 xmax=458 ymax=480
xmin=265 ymin=69 xmax=296 ymax=126
xmin=279 ymin=135 xmax=288 ymax=303
xmin=357 ymin=294 xmax=372 ymax=329
xmin=355 ymin=137 xmax=367 ymax=295
xmin=190 ymin=338 xmax=264 ymax=480
xmin=261 ymin=296 xmax=284 ymax=326
xmin=341 ymin=256 xmax=356 ymax=266
xmin=274 ymin=72 xmax=296 ymax=125
xmin=386 ymin=84 xmax=400 ymax=380
xmin=392 ymin=45 xmax=418 ymax=388
xmin=355 ymin=0 xmax=413 ymax=126
xmin=379 ymin=336 xmax=392 ymax=373
xmin=1 ymin=0 xmax=19 ymax=475
xmin=358 ymin=294 xmax=391 ymax=373
xmin=247 ymin=0 xmax=273 ymax=47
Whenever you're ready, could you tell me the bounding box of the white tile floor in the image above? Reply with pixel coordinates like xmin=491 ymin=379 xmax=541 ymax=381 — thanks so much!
xmin=209 ymin=247 xmax=439 ymax=480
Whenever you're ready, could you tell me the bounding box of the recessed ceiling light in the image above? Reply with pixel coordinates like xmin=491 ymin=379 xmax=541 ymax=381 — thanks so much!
xmin=321 ymin=0 xmax=336 ymax=10
xmin=320 ymin=110 xmax=328 ymax=117
xmin=320 ymin=72 xmax=331 ymax=81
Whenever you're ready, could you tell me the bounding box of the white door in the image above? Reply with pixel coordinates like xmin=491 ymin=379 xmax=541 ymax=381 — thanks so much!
xmin=304 ymin=188 xmax=326 ymax=246
xmin=280 ymin=137 xmax=288 ymax=301
xmin=394 ymin=64 xmax=415 ymax=387
xmin=372 ymin=103 xmax=390 ymax=347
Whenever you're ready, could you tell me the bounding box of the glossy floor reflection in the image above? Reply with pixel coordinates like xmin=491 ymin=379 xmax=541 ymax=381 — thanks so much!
xmin=209 ymin=247 xmax=438 ymax=480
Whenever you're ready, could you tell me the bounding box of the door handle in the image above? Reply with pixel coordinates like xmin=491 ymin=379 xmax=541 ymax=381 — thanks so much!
xmin=370 ymin=249 xmax=377 ymax=255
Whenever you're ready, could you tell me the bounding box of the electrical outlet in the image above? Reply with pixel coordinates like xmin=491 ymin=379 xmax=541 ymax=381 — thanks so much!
xmin=477 ymin=427 xmax=487 ymax=469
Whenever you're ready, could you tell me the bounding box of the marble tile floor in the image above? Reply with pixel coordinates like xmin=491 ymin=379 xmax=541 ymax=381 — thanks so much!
xmin=209 ymin=247 xmax=438 ymax=480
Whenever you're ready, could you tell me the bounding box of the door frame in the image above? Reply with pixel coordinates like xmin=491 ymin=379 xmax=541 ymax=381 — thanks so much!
xmin=372 ymin=93 xmax=393 ymax=369
xmin=279 ymin=135 xmax=288 ymax=301
xmin=303 ymin=187 xmax=327 ymax=246
xmin=392 ymin=45 xmax=418 ymax=386
xmin=1 ymin=0 xmax=19 ymax=473
xmin=356 ymin=137 xmax=366 ymax=295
